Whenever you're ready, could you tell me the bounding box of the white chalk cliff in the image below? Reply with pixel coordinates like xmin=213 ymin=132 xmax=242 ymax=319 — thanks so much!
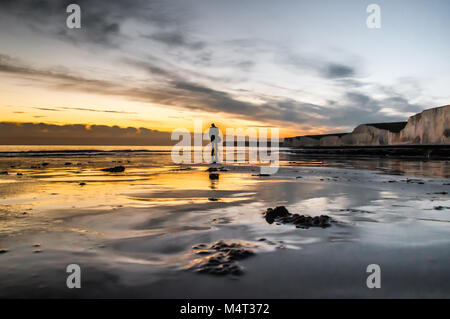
xmin=284 ymin=105 xmax=450 ymax=147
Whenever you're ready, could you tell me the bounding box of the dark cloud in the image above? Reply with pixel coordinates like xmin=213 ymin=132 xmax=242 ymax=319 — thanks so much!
xmin=146 ymin=31 xmax=205 ymax=50
xmin=282 ymin=53 xmax=360 ymax=80
xmin=0 ymin=0 xmax=187 ymax=47
xmin=0 ymin=122 xmax=171 ymax=145
xmin=323 ymin=63 xmax=355 ymax=79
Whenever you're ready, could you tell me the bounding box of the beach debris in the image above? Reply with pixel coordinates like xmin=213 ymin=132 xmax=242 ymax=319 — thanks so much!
xmin=32 ymin=243 xmax=41 ymax=247
xmin=208 ymin=197 xmax=219 ymax=202
xmin=101 ymin=166 xmax=125 ymax=173
xmin=42 ymin=163 xmax=49 ymax=167
xmin=33 ymin=249 xmax=43 ymax=253
xmin=17 ymin=172 xmax=23 ymax=176
xmin=0 ymin=171 xmax=8 ymax=175
xmin=188 ymin=240 xmax=256 ymax=276
xmin=252 ymin=173 xmax=271 ymax=177
xmin=263 ymin=206 xmax=331 ymax=228
xmin=64 ymin=162 xmax=72 ymax=166
xmin=0 ymin=248 xmax=8 ymax=254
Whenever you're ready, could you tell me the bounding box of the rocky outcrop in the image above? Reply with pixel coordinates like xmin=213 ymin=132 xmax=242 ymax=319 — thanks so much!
xmin=284 ymin=105 xmax=450 ymax=147
xmin=188 ymin=241 xmax=256 ymax=276
xmin=263 ymin=206 xmax=332 ymax=229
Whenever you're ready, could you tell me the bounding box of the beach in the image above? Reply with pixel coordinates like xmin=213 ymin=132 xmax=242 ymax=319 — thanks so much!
xmin=0 ymin=146 xmax=449 ymax=298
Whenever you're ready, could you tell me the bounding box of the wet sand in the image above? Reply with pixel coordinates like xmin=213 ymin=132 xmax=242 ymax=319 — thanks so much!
xmin=0 ymin=149 xmax=449 ymax=298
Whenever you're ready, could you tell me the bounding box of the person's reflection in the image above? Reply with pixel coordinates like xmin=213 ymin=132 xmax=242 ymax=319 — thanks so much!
xmin=209 ymin=173 xmax=219 ymax=190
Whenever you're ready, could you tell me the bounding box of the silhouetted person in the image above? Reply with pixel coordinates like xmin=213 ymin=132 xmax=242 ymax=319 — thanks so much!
xmin=209 ymin=123 xmax=219 ymax=163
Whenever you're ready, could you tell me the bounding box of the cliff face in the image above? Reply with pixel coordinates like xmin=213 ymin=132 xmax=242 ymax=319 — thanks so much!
xmin=393 ymin=105 xmax=450 ymax=145
xmin=284 ymin=105 xmax=450 ymax=147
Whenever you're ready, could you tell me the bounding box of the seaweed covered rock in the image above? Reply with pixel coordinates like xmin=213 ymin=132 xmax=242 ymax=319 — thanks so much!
xmin=263 ymin=206 xmax=331 ymax=228
xmin=188 ymin=240 xmax=256 ymax=276
xmin=264 ymin=206 xmax=290 ymax=223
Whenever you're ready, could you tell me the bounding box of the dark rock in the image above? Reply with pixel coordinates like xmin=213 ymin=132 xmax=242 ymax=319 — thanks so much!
xmin=17 ymin=173 xmax=23 ymax=176
xmin=64 ymin=162 xmax=72 ymax=166
xmin=206 ymin=167 xmax=218 ymax=172
xmin=101 ymin=166 xmax=125 ymax=173
xmin=42 ymin=163 xmax=49 ymax=166
xmin=0 ymin=248 xmax=8 ymax=254
xmin=263 ymin=206 xmax=331 ymax=228
xmin=188 ymin=240 xmax=255 ymax=276
xmin=0 ymin=171 xmax=8 ymax=175
xmin=208 ymin=198 xmax=219 ymax=202
xmin=79 ymin=182 xmax=86 ymax=186
xmin=263 ymin=206 xmax=290 ymax=224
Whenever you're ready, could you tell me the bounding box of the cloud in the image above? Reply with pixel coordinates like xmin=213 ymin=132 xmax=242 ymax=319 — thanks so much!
xmin=33 ymin=107 xmax=63 ymax=112
xmin=59 ymin=107 xmax=137 ymax=114
xmin=323 ymin=63 xmax=355 ymax=79
xmin=0 ymin=0 xmax=188 ymax=47
xmin=281 ymin=52 xmax=361 ymax=80
xmin=0 ymin=52 xmax=426 ymax=132
xmin=146 ymin=31 xmax=205 ymax=50
xmin=0 ymin=122 xmax=171 ymax=145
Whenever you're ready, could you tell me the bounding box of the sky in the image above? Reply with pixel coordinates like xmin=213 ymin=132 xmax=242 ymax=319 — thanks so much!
xmin=0 ymin=0 xmax=449 ymax=144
